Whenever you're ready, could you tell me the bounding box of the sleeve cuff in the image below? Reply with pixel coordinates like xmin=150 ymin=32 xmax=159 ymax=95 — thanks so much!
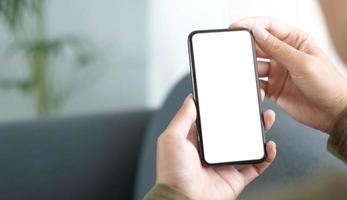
xmin=144 ymin=184 xmax=190 ymax=200
xmin=327 ymin=107 xmax=347 ymax=164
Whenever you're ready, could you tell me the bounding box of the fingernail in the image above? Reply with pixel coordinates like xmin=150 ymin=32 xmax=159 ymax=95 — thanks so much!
xmin=252 ymin=25 xmax=269 ymax=41
xmin=184 ymin=94 xmax=192 ymax=104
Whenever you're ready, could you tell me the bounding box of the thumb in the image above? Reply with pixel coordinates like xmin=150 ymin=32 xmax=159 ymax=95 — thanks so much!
xmin=165 ymin=94 xmax=197 ymax=138
xmin=252 ymin=25 xmax=309 ymax=75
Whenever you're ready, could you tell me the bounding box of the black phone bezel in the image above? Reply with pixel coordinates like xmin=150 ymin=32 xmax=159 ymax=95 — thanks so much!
xmin=187 ymin=28 xmax=267 ymax=166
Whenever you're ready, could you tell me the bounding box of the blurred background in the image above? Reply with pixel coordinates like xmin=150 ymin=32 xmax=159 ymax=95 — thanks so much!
xmin=1 ymin=1 xmax=347 ymax=199
xmin=0 ymin=0 xmax=343 ymax=122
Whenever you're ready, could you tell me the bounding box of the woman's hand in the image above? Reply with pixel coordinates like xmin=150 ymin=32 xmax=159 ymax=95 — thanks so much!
xmin=156 ymin=94 xmax=276 ymax=200
xmin=230 ymin=17 xmax=347 ymax=134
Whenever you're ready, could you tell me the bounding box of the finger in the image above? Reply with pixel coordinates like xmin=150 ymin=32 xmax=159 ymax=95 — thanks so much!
xmin=186 ymin=122 xmax=199 ymax=149
xmin=230 ymin=17 xmax=292 ymax=41
xmin=230 ymin=17 xmax=289 ymax=58
xmin=238 ymin=141 xmax=277 ymax=185
xmin=263 ymin=109 xmax=276 ymax=132
xmin=165 ymin=94 xmax=197 ymax=138
xmin=252 ymin=25 xmax=310 ymax=75
xmin=260 ymin=88 xmax=265 ymax=102
xmin=259 ymin=80 xmax=268 ymax=93
xmin=255 ymin=45 xmax=269 ymax=58
xmin=257 ymin=61 xmax=270 ymax=77
xmin=231 ymin=17 xmax=323 ymax=57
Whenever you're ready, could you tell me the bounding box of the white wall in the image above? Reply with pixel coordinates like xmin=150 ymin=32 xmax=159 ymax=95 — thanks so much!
xmin=0 ymin=0 xmax=149 ymax=121
xmin=146 ymin=0 xmax=345 ymax=108
xmin=0 ymin=0 xmax=345 ymax=121
xmin=47 ymin=0 xmax=149 ymax=115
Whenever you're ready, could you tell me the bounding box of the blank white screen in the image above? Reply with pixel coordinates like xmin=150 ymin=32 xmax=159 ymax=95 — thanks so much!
xmin=191 ymin=30 xmax=264 ymax=164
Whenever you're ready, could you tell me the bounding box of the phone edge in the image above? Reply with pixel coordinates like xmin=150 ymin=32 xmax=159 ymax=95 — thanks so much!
xmin=187 ymin=28 xmax=267 ymax=166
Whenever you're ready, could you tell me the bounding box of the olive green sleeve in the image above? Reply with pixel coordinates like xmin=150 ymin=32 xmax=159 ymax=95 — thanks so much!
xmin=144 ymin=184 xmax=190 ymax=200
xmin=327 ymin=107 xmax=347 ymax=164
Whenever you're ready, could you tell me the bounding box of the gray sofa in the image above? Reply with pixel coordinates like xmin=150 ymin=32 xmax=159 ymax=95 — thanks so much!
xmin=0 ymin=110 xmax=152 ymax=200
xmin=0 ymin=75 xmax=345 ymax=200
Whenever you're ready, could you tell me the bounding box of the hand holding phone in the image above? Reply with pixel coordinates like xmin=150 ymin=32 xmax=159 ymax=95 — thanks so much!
xmin=149 ymin=28 xmax=277 ymax=200
xmin=154 ymin=94 xmax=276 ymax=200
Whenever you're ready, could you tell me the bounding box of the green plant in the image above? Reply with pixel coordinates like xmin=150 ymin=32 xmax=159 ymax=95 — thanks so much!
xmin=0 ymin=0 xmax=94 ymax=116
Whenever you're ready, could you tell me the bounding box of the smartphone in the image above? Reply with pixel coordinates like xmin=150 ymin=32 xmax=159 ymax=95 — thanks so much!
xmin=188 ymin=29 xmax=266 ymax=165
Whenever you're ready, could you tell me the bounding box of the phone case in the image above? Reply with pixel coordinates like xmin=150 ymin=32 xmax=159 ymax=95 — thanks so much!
xmin=187 ymin=28 xmax=267 ymax=166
